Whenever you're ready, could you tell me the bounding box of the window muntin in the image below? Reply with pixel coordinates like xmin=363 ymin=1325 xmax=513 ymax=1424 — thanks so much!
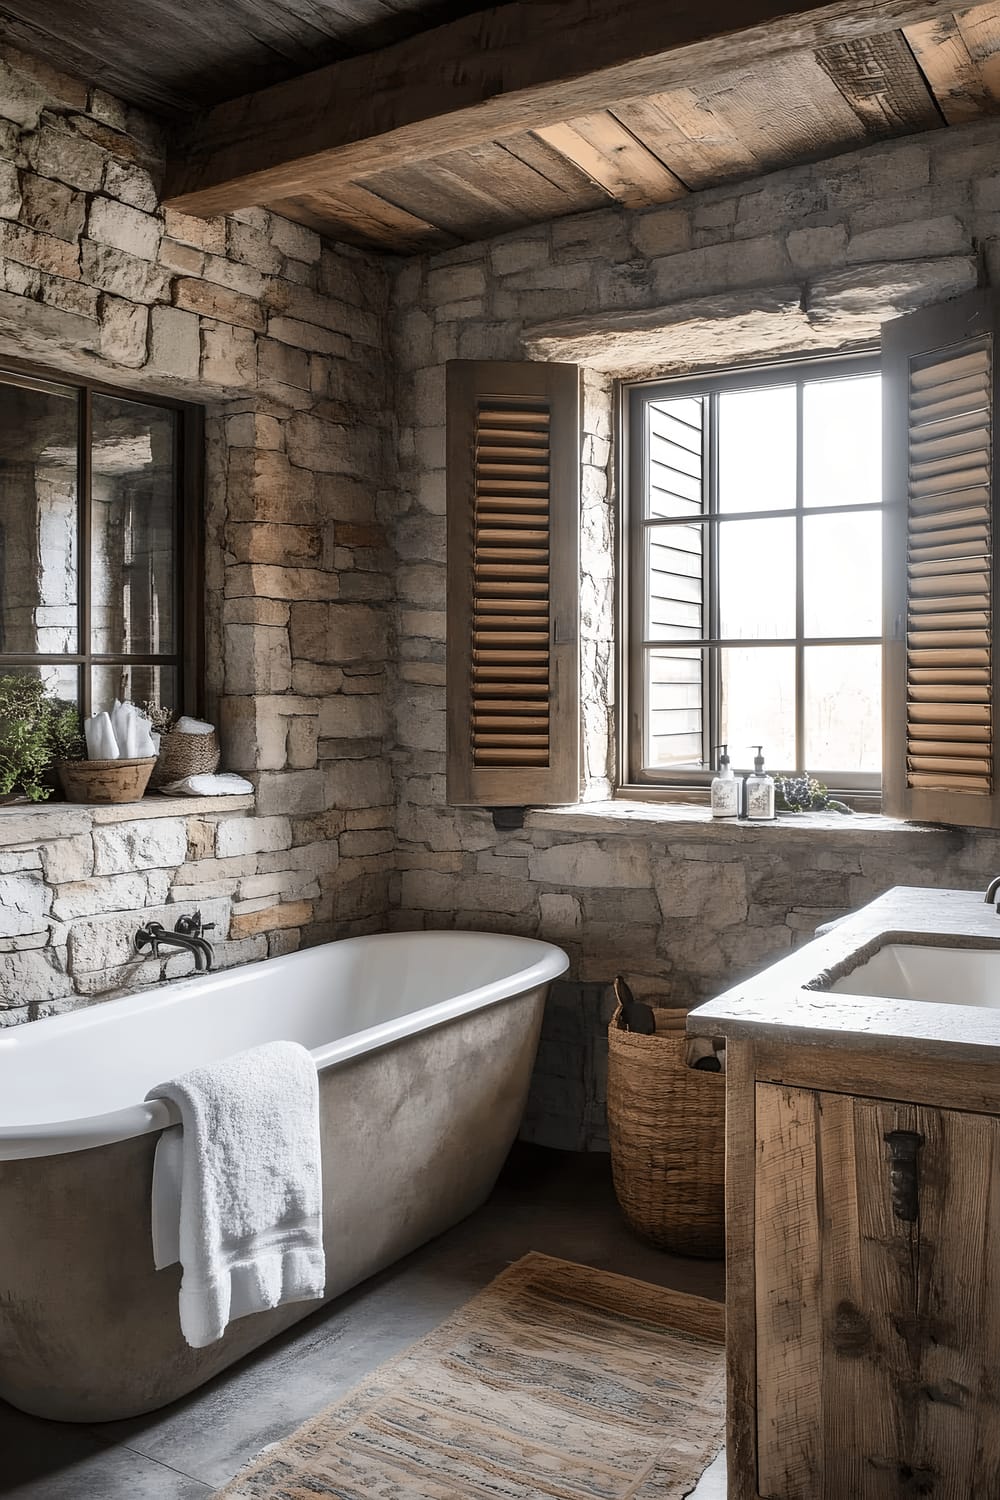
xmin=0 ymin=364 xmax=200 ymax=721
xmin=627 ymin=355 xmax=883 ymax=791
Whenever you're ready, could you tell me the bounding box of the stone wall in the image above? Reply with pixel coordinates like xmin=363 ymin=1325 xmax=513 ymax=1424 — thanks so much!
xmin=0 ymin=44 xmax=394 ymax=1022
xmin=388 ymin=117 xmax=1000 ymax=1144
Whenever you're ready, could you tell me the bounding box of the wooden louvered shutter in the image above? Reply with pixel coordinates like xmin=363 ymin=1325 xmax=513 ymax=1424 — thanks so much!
xmin=446 ymin=361 xmax=580 ymax=806
xmin=882 ymin=290 xmax=998 ymax=825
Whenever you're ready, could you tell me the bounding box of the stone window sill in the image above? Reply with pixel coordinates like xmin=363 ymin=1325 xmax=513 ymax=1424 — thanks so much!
xmin=0 ymin=792 xmax=254 ymax=848
xmin=526 ymin=800 xmax=942 ymax=844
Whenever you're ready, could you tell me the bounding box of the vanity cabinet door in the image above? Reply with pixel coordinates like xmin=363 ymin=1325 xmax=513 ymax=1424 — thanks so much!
xmin=754 ymin=1084 xmax=1000 ymax=1500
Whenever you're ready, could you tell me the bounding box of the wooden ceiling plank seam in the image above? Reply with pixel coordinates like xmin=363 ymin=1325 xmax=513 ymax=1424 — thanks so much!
xmin=498 ymin=131 xmax=618 ymax=209
xmin=267 ymin=182 xmax=453 ymax=252
xmin=163 ymin=0 xmax=969 ymax=214
xmin=903 ymin=12 xmax=1000 ymax=120
xmin=532 ymin=113 xmax=688 ymax=209
xmin=610 ymin=89 xmax=763 ymax=189
xmin=688 ymin=50 xmax=871 ymax=173
xmin=814 ymin=28 xmax=945 ymax=133
xmin=357 ymin=157 xmax=530 ymax=239
xmin=426 ymin=139 xmax=589 ymax=222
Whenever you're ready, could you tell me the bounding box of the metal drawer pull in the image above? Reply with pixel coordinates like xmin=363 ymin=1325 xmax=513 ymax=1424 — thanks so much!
xmin=883 ymin=1130 xmax=924 ymax=1222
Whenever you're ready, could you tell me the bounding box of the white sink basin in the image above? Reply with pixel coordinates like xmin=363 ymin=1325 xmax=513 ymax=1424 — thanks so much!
xmin=830 ymin=943 xmax=1000 ymax=1007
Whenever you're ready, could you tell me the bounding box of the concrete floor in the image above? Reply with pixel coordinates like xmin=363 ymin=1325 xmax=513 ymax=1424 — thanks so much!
xmin=0 ymin=1147 xmax=727 ymax=1498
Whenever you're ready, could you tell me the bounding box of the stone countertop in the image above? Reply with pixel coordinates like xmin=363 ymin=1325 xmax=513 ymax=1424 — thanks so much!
xmin=687 ymin=885 xmax=1000 ymax=1062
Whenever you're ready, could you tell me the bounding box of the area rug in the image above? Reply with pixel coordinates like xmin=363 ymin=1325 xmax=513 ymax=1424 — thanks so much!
xmin=216 ymin=1251 xmax=726 ymax=1500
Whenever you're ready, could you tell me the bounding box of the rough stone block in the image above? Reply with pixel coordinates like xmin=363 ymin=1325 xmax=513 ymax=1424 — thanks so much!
xmin=786 ymin=223 xmax=848 ymax=272
xmin=26 ymin=123 xmax=106 ymax=190
xmin=200 ymin=319 xmax=256 ymax=387
xmin=254 ymin=770 xmax=326 ymax=816
xmin=224 ymin=622 xmax=292 ymax=694
xmin=81 ymin=240 xmax=170 ymax=302
xmin=0 ymin=219 xmax=79 ymax=278
xmin=174 ymin=276 xmax=265 ymax=332
xmin=226 ymin=522 xmax=322 ymax=566
xmin=426 ymin=263 xmax=486 ymax=303
xmin=158 ymin=237 xmax=204 ymax=276
xmin=162 ymin=207 xmax=226 ymax=254
xmin=0 ymin=158 xmax=20 ymax=219
xmin=325 ymin=758 xmax=392 ymax=810
xmin=319 ymin=695 xmax=387 ymax=738
xmin=92 ymin=818 xmax=187 ymax=875
xmin=216 ymin=816 xmax=292 ymax=857
xmin=51 ymin=870 xmax=170 ymax=921
xmin=654 ymin=858 xmax=748 ymax=927
xmin=99 ymin=157 xmax=158 ymax=214
xmin=0 ymin=947 xmax=72 ymax=1005
xmin=270 ymin=216 xmax=321 ymax=263
xmin=228 ymin=219 xmax=281 ymax=274
xmin=39 ymin=835 xmax=94 ymax=884
xmin=632 ymin=206 xmax=693 ymax=258
xmin=0 ymin=872 xmax=51 ymax=937
xmin=149 ymin=303 xmax=200 ymax=379
xmin=257 ymin=336 xmax=311 ymax=391
xmin=98 ymin=294 xmax=148 ymax=367
xmin=846 ymin=214 xmax=969 ymax=264
xmin=527 ymin=840 xmax=650 ymax=889
xmin=87 ymin=196 xmax=161 ymax=260
xmin=289 ymin=601 xmax=388 ymax=663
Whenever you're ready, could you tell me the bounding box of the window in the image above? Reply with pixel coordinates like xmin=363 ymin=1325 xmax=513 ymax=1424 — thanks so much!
xmin=0 ymin=362 xmax=202 ymax=721
xmin=626 ymin=354 xmax=883 ymax=793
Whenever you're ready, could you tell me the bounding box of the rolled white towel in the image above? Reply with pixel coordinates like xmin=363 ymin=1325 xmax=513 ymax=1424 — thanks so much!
xmin=84 ymin=712 xmax=120 ymax=760
xmin=173 ymin=716 xmax=215 ymax=735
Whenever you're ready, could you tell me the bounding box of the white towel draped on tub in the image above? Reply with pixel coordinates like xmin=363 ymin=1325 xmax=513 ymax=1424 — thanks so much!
xmin=146 ymin=1041 xmax=326 ymax=1349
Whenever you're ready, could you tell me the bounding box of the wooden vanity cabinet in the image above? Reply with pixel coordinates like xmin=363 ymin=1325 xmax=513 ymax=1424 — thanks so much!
xmin=727 ymin=1040 xmax=1000 ymax=1500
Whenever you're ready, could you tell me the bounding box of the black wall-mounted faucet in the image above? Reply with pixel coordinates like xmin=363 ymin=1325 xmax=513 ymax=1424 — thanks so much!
xmin=135 ymin=912 xmax=216 ymax=971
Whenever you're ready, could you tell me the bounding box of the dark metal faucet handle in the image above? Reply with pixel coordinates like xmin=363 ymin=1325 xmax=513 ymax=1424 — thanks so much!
xmin=173 ymin=911 xmax=203 ymax=937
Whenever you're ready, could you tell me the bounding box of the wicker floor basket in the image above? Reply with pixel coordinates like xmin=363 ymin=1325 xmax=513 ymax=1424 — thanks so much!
xmin=149 ymin=729 xmax=221 ymax=789
xmin=607 ymin=998 xmax=726 ymax=1259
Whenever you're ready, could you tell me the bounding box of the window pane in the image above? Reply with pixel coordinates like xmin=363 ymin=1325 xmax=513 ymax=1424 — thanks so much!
xmin=0 ymin=377 xmax=78 ymax=654
xmin=718 ymin=517 xmax=796 ymax=638
xmin=803 ymin=511 xmax=881 ymax=638
xmin=646 ymin=523 xmax=704 ymax=640
xmin=91 ymin=395 xmax=177 ymax=656
xmin=718 ymin=385 xmax=796 ymax=513
xmin=647 ymin=396 xmax=705 ymax=518
xmin=804 ymin=645 xmax=881 ymax=774
xmin=1 ymin=662 xmax=78 ymax=701
xmin=803 ymin=374 xmax=881 ymax=508
xmin=719 ymin=646 xmax=796 ymax=770
xmin=646 ymin=648 xmax=703 ymax=768
xmin=92 ymin=664 xmax=178 ymax=719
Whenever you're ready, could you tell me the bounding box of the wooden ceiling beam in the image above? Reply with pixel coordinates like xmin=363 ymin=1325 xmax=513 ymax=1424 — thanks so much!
xmin=164 ymin=0 xmax=960 ymax=217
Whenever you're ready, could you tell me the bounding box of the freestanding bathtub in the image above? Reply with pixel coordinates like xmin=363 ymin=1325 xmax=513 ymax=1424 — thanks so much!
xmin=0 ymin=929 xmax=568 ymax=1421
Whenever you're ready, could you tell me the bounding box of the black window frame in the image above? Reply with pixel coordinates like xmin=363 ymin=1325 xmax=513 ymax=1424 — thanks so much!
xmin=0 ymin=356 xmax=204 ymax=721
xmin=622 ymin=349 xmax=884 ymax=797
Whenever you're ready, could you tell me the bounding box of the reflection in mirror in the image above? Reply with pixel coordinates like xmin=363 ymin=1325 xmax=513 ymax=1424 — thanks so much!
xmin=0 ymin=377 xmax=78 ymax=656
xmin=91 ymin=396 xmax=177 ymax=658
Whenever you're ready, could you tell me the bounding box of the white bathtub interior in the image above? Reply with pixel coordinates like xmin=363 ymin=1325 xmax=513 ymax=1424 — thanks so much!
xmin=0 ymin=931 xmax=567 ymax=1156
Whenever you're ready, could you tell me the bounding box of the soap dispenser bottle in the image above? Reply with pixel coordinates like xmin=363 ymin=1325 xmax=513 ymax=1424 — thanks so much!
xmin=710 ymin=744 xmax=741 ymax=819
xmin=744 ymin=745 xmax=776 ymax=822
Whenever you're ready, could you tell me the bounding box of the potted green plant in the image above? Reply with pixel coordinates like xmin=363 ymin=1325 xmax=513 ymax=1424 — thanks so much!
xmin=0 ymin=675 xmax=85 ymax=804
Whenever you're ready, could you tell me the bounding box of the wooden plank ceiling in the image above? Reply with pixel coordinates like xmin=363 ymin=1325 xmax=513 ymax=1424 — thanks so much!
xmin=260 ymin=7 xmax=1000 ymax=253
xmin=0 ymin=0 xmax=500 ymax=116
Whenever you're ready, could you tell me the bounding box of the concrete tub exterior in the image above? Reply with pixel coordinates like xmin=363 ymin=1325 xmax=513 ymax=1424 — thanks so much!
xmin=0 ymin=930 xmax=567 ymax=1421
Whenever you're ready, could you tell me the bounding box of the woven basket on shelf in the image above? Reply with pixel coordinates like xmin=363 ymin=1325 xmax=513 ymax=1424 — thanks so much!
xmin=149 ymin=729 xmax=221 ymax=789
xmin=57 ymin=757 xmax=157 ymax=805
xmin=607 ymin=993 xmax=726 ymax=1259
